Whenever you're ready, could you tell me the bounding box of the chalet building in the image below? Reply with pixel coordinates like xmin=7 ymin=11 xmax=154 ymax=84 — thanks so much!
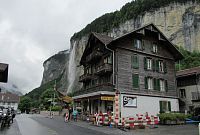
xmin=73 ymin=23 xmax=183 ymax=117
xmin=0 ymin=63 xmax=8 ymax=83
xmin=0 ymin=92 xmax=20 ymax=110
xmin=176 ymin=67 xmax=200 ymax=113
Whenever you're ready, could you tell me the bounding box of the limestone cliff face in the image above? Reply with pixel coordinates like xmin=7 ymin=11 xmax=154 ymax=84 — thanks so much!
xmin=41 ymin=50 xmax=69 ymax=85
xmin=42 ymin=1 xmax=200 ymax=94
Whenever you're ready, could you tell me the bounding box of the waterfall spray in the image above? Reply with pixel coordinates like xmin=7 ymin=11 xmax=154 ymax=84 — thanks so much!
xmin=67 ymin=42 xmax=76 ymax=93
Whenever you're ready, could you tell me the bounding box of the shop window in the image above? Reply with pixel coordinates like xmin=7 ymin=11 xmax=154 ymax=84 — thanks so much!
xmin=159 ymin=101 xmax=171 ymax=113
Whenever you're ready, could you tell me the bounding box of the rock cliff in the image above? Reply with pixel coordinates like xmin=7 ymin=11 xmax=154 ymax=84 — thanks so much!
xmin=42 ymin=1 xmax=200 ymax=94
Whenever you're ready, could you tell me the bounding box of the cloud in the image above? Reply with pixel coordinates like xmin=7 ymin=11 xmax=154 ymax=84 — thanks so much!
xmin=0 ymin=0 xmax=131 ymax=94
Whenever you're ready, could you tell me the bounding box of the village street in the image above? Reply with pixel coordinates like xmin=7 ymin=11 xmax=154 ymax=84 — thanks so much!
xmin=0 ymin=114 xmax=198 ymax=135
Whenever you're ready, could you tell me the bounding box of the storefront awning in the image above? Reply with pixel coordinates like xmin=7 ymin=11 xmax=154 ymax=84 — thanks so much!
xmin=59 ymin=96 xmax=73 ymax=103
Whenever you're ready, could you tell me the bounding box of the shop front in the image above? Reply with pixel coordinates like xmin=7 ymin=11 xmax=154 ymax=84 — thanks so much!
xmin=73 ymin=93 xmax=114 ymax=115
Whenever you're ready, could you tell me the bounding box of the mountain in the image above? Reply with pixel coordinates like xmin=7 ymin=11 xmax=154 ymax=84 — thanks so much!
xmin=29 ymin=0 xmax=200 ymax=98
xmin=0 ymin=83 xmax=23 ymax=96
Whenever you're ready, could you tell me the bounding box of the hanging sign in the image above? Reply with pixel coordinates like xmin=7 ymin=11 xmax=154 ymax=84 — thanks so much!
xmin=101 ymin=96 xmax=114 ymax=101
xmin=123 ymin=96 xmax=137 ymax=107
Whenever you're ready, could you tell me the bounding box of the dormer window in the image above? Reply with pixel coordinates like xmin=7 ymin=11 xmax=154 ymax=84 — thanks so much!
xmin=152 ymin=43 xmax=158 ymax=53
xmin=134 ymin=39 xmax=142 ymax=50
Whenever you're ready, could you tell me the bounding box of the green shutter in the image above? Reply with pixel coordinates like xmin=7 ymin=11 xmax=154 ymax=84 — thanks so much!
xmin=165 ymin=80 xmax=168 ymax=92
xmin=132 ymin=55 xmax=139 ymax=69
xmin=144 ymin=57 xmax=147 ymax=70
xmin=156 ymin=60 xmax=159 ymax=72
xmin=132 ymin=74 xmax=139 ymax=89
xmin=164 ymin=62 xmax=167 ymax=73
xmin=142 ymin=40 xmax=145 ymax=50
xmin=157 ymin=79 xmax=160 ymax=91
xmin=145 ymin=77 xmax=148 ymax=89
xmin=168 ymin=101 xmax=171 ymax=112
xmin=153 ymin=78 xmax=157 ymax=90
xmin=152 ymin=59 xmax=155 ymax=71
xmin=159 ymin=101 xmax=163 ymax=113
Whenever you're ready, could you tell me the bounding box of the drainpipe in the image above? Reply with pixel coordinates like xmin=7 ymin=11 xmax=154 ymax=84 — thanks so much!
xmin=105 ymin=44 xmax=115 ymax=86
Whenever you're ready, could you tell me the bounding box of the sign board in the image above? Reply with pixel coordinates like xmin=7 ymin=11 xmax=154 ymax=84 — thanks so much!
xmin=123 ymin=96 xmax=137 ymax=107
xmin=101 ymin=96 xmax=114 ymax=101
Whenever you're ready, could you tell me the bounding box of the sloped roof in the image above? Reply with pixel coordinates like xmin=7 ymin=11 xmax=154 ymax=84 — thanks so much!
xmin=176 ymin=66 xmax=200 ymax=77
xmin=0 ymin=92 xmax=20 ymax=103
xmin=92 ymin=32 xmax=113 ymax=45
xmin=80 ymin=33 xmax=113 ymax=65
xmin=107 ymin=23 xmax=183 ymax=61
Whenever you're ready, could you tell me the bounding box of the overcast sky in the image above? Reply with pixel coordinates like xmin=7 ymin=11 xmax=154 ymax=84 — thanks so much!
xmin=0 ymin=0 xmax=132 ymax=94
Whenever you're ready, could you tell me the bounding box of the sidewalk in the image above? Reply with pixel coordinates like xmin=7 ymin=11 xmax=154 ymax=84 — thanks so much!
xmin=38 ymin=114 xmax=199 ymax=135
xmin=0 ymin=119 xmax=21 ymax=135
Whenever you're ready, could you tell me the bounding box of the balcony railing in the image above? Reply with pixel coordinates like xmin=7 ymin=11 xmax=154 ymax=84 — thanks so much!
xmin=79 ymin=74 xmax=93 ymax=82
xmin=192 ymin=92 xmax=200 ymax=101
xmin=86 ymin=50 xmax=103 ymax=63
xmin=73 ymin=83 xmax=114 ymax=96
xmin=96 ymin=63 xmax=112 ymax=75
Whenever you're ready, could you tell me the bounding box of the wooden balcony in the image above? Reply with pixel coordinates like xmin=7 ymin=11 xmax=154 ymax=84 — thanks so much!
xmin=96 ymin=63 xmax=112 ymax=75
xmin=86 ymin=50 xmax=103 ymax=63
xmin=192 ymin=92 xmax=200 ymax=101
xmin=79 ymin=74 xmax=93 ymax=82
xmin=73 ymin=83 xmax=114 ymax=96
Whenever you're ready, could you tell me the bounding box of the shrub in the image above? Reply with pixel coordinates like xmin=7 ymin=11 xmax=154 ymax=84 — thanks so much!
xmin=50 ymin=106 xmax=62 ymax=111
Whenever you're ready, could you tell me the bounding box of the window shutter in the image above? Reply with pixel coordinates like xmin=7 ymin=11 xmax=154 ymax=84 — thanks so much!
xmin=153 ymin=78 xmax=157 ymax=90
xmin=164 ymin=62 xmax=167 ymax=73
xmin=144 ymin=57 xmax=147 ymax=70
xmin=165 ymin=80 xmax=168 ymax=92
xmin=132 ymin=55 xmax=139 ymax=69
xmin=132 ymin=74 xmax=139 ymax=89
xmin=152 ymin=59 xmax=155 ymax=71
xmin=135 ymin=55 xmax=139 ymax=68
xmin=159 ymin=101 xmax=163 ymax=113
xmin=156 ymin=60 xmax=159 ymax=72
xmin=142 ymin=40 xmax=145 ymax=50
xmin=168 ymin=101 xmax=171 ymax=112
xmin=145 ymin=77 xmax=148 ymax=89
xmin=157 ymin=79 xmax=160 ymax=91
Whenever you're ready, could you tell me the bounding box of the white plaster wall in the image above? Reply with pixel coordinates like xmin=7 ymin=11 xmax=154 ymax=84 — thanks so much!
xmin=0 ymin=102 xmax=18 ymax=110
xmin=120 ymin=94 xmax=179 ymax=118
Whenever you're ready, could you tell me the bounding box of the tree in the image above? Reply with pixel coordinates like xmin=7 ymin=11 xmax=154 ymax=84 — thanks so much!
xmin=18 ymin=96 xmax=32 ymax=113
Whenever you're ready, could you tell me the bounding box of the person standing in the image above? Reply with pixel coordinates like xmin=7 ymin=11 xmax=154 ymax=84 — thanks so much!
xmin=72 ymin=108 xmax=78 ymax=122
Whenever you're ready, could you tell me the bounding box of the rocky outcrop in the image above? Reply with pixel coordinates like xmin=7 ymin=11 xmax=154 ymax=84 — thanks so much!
xmin=41 ymin=1 xmax=200 ymax=94
xmin=41 ymin=50 xmax=70 ymax=85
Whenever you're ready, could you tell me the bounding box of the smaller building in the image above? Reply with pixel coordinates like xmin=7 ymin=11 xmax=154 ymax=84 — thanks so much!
xmin=176 ymin=67 xmax=200 ymax=113
xmin=0 ymin=92 xmax=20 ymax=110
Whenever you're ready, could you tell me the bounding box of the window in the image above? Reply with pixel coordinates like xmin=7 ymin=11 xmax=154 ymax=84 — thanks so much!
xmin=152 ymin=43 xmax=158 ymax=53
xmin=104 ymin=55 xmax=112 ymax=64
xmin=134 ymin=39 xmax=142 ymax=49
xmin=180 ymin=89 xmax=186 ymax=98
xmin=147 ymin=77 xmax=153 ymax=90
xmin=159 ymin=61 xmax=164 ymax=72
xmin=132 ymin=74 xmax=139 ymax=89
xmin=159 ymin=101 xmax=171 ymax=113
xmin=160 ymin=79 xmax=165 ymax=91
xmin=147 ymin=58 xmax=152 ymax=70
xmin=131 ymin=54 xmax=139 ymax=69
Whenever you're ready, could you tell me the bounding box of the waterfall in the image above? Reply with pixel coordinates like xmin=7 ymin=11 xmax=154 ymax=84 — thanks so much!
xmin=67 ymin=42 xmax=76 ymax=93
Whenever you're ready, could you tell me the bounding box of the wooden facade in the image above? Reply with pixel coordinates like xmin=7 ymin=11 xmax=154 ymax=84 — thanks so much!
xmin=75 ymin=24 xmax=183 ymax=99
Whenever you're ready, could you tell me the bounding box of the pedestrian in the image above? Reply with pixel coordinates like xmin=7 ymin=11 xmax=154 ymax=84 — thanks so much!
xmin=72 ymin=108 xmax=78 ymax=122
xmin=68 ymin=107 xmax=72 ymax=121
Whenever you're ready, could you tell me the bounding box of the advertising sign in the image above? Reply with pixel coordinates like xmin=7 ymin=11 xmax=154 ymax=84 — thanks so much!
xmin=123 ymin=96 xmax=137 ymax=107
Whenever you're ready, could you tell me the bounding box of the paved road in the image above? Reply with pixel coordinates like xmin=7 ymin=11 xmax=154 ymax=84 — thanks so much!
xmin=0 ymin=114 xmax=198 ymax=135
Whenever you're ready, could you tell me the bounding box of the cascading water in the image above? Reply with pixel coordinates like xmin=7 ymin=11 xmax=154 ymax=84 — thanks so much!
xmin=67 ymin=42 xmax=76 ymax=93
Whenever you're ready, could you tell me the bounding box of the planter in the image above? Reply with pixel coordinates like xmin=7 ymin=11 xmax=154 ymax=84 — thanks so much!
xmin=177 ymin=120 xmax=185 ymax=125
xmin=170 ymin=120 xmax=177 ymax=125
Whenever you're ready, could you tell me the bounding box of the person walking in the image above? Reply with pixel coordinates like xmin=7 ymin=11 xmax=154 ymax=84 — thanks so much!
xmin=72 ymin=108 xmax=78 ymax=122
